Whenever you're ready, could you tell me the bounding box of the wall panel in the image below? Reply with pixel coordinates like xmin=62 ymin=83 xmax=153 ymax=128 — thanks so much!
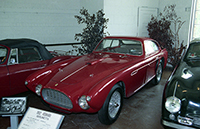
xmin=0 ymin=0 xmax=81 ymax=44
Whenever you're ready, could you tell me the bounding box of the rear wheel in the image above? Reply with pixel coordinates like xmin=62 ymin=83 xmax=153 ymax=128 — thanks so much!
xmin=98 ymin=84 xmax=123 ymax=125
xmin=153 ymin=61 xmax=163 ymax=85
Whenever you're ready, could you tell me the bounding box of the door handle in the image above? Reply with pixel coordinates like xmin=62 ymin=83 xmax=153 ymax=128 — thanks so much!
xmin=41 ymin=64 xmax=47 ymax=67
xmin=131 ymin=70 xmax=138 ymax=76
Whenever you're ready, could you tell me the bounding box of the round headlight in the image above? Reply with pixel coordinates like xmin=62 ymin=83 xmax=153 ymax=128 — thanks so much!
xmin=35 ymin=84 xmax=42 ymax=96
xmin=165 ymin=96 xmax=181 ymax=113
xmin=78 ymin=95 xmax=90 ymax=110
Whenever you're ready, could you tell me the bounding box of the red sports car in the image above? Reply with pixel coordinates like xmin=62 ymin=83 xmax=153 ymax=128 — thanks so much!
xmin=0 ymin=38 xmax=74 ymax=98
xmin=25 ymin=36 xmax=168 ymax=125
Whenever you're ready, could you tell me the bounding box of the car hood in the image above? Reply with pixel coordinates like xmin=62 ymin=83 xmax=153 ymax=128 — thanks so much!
xmin=49 ymin=53 xmax=139 ymax=85
xmin=172 ymin=60 xmax=200 ymax=87
xmin=168 ymin=60 xmax=200 ymax=116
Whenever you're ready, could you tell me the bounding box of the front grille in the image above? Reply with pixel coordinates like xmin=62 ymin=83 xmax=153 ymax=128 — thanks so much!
xmin=186 ymin=100 xmax=200 ymax=126
xmin=42 ymin=88 xmax=73 ymax=109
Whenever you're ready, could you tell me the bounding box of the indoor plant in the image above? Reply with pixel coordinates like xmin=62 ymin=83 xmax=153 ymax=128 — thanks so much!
xmin=147 ymin=4 xmax=186 ymax=68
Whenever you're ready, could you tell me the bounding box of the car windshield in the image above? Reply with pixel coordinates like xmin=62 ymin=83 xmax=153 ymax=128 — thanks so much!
xmin=95 ymin=39 xmax=143 ymax=56
xmin=185 ymin=43 xmax=200 ymax=60
xmin=184 ymin=43 xmax=200 ymax=67
xmin=0 ymin=46 xmax=7 ymax=64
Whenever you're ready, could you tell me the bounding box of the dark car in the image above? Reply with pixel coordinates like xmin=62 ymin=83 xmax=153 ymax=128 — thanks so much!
xmin=0 ymin=38 xmax=74 ymax=98
xmin=162 ymin=39 xmax=200 ymax=128
xmin=25 ymin=36 xmax=168 ymax=125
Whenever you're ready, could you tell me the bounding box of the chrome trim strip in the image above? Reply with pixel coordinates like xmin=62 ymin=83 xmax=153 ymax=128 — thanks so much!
xmin=130 ymin=56 xmax=158 ymax=77
xmin=60 ymin=65 xmax=87 ymax=82
xmin=133 ymin=75 xmax=155 ymax=94
xmin=162 ymin=120 xmax=196 ymax=129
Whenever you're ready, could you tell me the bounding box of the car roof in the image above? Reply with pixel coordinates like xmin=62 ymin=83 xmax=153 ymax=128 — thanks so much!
xmin=0 ymin=38 xmax=53 ymax=60
xmin=0 ymin=38 xmax=42 ymax=48
xmin=103 ymin=36 xmax=152 ymax=41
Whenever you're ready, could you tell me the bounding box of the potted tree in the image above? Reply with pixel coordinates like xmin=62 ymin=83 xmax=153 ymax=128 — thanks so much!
xmin=70 ymin=8 xmax=109 ymax=55
xmin=147 ymin=4 xmax=186 ymax=68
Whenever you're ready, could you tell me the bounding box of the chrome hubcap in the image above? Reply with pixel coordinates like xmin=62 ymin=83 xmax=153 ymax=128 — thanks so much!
xmin=108 ymin=91 xmax=121 ymax=118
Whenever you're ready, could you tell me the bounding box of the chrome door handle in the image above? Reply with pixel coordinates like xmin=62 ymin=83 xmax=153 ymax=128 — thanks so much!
xmin=131 ymin=70 xmax=138 ymax=76
xmin=41 ymin=64 xmax=47 ymax=67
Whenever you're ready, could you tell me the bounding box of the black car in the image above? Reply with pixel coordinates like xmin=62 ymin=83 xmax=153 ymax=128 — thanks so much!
xmin=162 ymin=39 xmax=200 ymax=129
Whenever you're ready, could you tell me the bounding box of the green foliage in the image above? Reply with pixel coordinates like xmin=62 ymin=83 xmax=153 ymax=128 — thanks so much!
xmin=73 ymin=8 xmax=109 ymax=55
xmin=147 ymin=4 xmax=186 ymax=67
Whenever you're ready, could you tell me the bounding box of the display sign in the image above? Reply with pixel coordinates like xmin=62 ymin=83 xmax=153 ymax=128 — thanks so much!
xmin=0 ymin=97 xmax=27 ymax=115
xmin=18 ymin=107 xmax=65 ymax=129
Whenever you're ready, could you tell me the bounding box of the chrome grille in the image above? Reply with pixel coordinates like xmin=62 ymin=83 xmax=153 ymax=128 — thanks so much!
xmin=42 ymin=88 xmax=73 ymax=109
xmin=186 ymin=100 xmax=200 ymax=126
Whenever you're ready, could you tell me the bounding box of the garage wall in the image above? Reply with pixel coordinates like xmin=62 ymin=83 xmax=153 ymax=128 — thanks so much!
xmin=103 ymin=0 xmax=160 ymax=36
xmin=0 ymin=0 xmax=77 ymax=43
xmin=0 ymin=0 xmax=103 ymax=43
xmin=0 ymin=0 xmax=104 ymax=52
xmin=0 ymin=0 xmax=192 ymax=51
xmin=80 ymin=0 xmax=104 ymax=14
xmin=104 ymin=0 xmax=192 ymax=47
xmin=158 ymin=0 xmax=192 ymax=46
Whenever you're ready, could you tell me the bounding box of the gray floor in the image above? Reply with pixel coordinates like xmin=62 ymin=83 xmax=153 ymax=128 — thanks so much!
xmin=0 ymin=69 xmax=172 ymax=129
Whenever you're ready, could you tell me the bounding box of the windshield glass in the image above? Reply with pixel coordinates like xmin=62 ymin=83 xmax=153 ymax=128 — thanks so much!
xmin=95 ymin=39 xmax=143 ymax=55
xmin=0 ymin=46 xmax=8 ymax=64
xmin=184 ymin=42 xmax=200 ymax=67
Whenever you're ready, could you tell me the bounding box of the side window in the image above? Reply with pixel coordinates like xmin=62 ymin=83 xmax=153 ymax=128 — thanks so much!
xmin=144 ymin=40 xmax=159 ymax=55
xmin=8 ymin=48 xmax=18 ymax=65
xmin=18 ymin=47 xmax=42 ymax=63
xmin=111 ymin=40 xmax=119 ymax=47
xmin=0 ymin=46 xmax=8 ymax=64
xmin=152 ymin=41 xmax=159 ymax=51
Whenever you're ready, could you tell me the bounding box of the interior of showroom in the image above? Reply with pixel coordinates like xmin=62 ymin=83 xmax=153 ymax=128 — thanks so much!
xmin=0 ymin=0 xmax=199 ymax=129
xmin=0 ymin=0 xmax=198 ymax=50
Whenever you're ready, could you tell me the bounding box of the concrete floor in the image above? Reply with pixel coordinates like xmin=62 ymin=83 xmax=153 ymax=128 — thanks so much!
xmin=0 ymin=69 xmax=172 ymax=129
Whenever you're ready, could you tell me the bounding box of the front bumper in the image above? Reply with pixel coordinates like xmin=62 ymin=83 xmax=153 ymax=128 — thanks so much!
xmin=162 ymin=119 xmax=196 ymax=129
xmin=41 ymin=88 xmax=99 ymax=113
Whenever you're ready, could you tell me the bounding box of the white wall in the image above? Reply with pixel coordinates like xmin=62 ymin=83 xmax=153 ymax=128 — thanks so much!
xmin=0 ymin=0 xmax=80 ymax=43
xmin=0 ymin=0 xmax=104 ymax=52
xmin=104 ymin=0 xmax=192 ymax=47
xmin=103 ymin=0 xmax=160 ymax=36
xmin=158 ymin=0 xmax=192 ymax=46
xmin=80 ymin=0 xmax=104 ymax=14
xmin=0 ymin=0 xmax=192 ymax=51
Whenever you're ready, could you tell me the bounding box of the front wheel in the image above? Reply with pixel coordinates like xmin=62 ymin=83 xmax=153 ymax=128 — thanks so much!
xmin=98 ymin=84 xmax=123 ymax=125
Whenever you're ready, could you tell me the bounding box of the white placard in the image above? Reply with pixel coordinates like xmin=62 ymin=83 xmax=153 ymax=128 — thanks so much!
xmin=18 ymin=107 xmax=65 ymax=129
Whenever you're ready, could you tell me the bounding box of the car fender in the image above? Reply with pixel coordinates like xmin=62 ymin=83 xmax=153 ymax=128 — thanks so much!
xmin=87 ymin=72 xmax=123 ymax=110
xmin=161 ymin=48 xmax=168 ymax=69
xmin=25 ymin=56 xmax=81 ymax=91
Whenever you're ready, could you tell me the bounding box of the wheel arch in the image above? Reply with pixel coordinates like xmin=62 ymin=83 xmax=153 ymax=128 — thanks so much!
xmin=161 ymin=57 xmax=165 ymax=69
xmin=98 ymin=81 xmax=124 ymax=125
xmin=156 ymin=57 xmax=165 ymax=70
xmin=117 ymin=81 xmax=126 ymax=98
xmin=88 ymin=80 xmax=125 ymax=111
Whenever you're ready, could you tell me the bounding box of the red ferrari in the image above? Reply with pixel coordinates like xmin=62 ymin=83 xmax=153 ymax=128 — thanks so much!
xmin=0 ymin=39 xmax=74 ymax=98
xmin=25 ymin=36 xmax=168 ymax=125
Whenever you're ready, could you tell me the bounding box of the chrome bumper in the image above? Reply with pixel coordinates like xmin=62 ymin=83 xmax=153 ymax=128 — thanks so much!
xmin=162 ymin=120 xmax=196 ymax=129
